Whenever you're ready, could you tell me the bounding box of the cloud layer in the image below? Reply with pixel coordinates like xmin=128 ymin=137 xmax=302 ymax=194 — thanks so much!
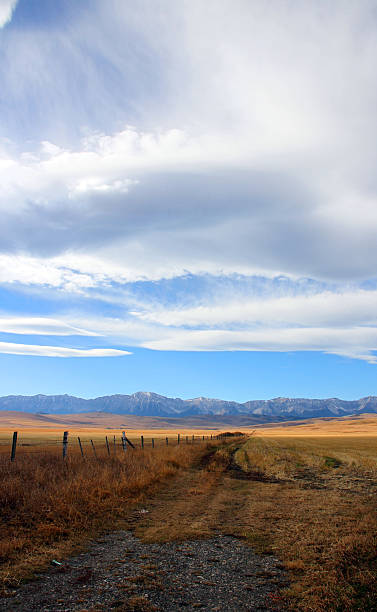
xmin=0 ymin=1 xmax=377 ymax=362
xmin=0 ymin=341 xmax=130 ymax=358
xmin=2 ymin=281 xmax=377 ymax=362
xmin=0 ymin=0 xmax=17 ymax=28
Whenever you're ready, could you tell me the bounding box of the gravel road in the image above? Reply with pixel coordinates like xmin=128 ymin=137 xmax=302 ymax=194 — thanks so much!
xmin=0 ymin=531 xmax=287 ymax=611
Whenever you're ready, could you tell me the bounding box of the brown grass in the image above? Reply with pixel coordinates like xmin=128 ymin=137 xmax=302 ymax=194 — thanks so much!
xmin=131 ymin=436 xmax=377 ymax=611
xmin=0 ymin=439 xmax=215 ymax=589
xmin=234 ymin=435 xmax=377 ymax=479
xmin=234 ymin=437 xmax=377 ymax=611
xmin=254 ymin=413 xmax=377 ymax=437
xmin=2 ymin=430 xmax=376 ymax=611
xmin=0 ymin=428 xmax=216 ymax=452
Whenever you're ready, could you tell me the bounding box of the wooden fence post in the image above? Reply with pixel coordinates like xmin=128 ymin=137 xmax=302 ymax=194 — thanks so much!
xmin=166 ymin=436 xmax=168 ymax=446
xmin=90 ymin=439 xmax=97 ymax=458
xmin=124 ymin=434 xmax=135 ymax=449
xmin=192 ymin=434 xmax=194 ymax=443
xmin=141 ymin=435 xmax=144 ymax=449
xmin=152 ymin=438 xmax=154 ymax=448
xmin=105 ymin=436 xmax=110 ymax=456
xmin=78 ymin=437 xmax=84 ymax=458
xmin=62 ymin=431 xmax=68 ymax=460
xmin=121 ymin=431 xmax=127 ymax=452
xmin=123 ymin=432 xmax=136 ymax=449
xmin=11 ymin=431 xmax=17 ymax=462
xmin=113 ymin=435 xmax=116 ymax=453
xmin=186 ymin=435 xmax=188 ymax=444
xmin=177 ymin=433 xmax=180 ymax=445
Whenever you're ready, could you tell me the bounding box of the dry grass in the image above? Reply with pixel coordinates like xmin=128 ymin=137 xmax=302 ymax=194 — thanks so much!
xmin=0 ymin=440 xmax=214 ymax=589
xmin=234 ymin=435 xmax=377 ymax=480
xmin=234 ymin=436 xmax=377 ymax=611
xmin=254 ymin=413 xmax=377 ymax=436
xmin=127 ymin=436 xmax=377 ymax=610
xmin=0 ymin=428 xmax=216 ymax=452
xmin=2 ymin=430 xmax=376 ymax=611
xmin=133 ymin=440 xmax=243 ymax=544
xmin=0 ymin=410 xmax=225 ymax=436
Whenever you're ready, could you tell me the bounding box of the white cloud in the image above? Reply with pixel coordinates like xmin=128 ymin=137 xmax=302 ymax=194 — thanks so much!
xmin=132 ymin=290 xmax=377 ymax=329
xmin=0 ymin=127 xmax=229 ymax=215
xmin=0 ymin=0 xmax=17 ymax=28
xmin=0 ymin=254 xmax=108 ymax=291
xmin=0 ymin=316 xmax=99 ymax=336
xmin=1 ymin=1 xmax=377 ymax=282
xmin=0 ymin=341 xmax=130 ymax=357
xmin=1 ymin=1 xmax=377 ymax=365
xmin=0 ymin=114 xmax=376 ymax=282
xmin=70 ymin=177 xmax=136 ymax=197
xmin=2 ymin=281 xmax=377 ymax=362
xmin=140 ymin=327 xmax=377 ymax=365
xmin=61 ymin=305 xmax=377 ymax=364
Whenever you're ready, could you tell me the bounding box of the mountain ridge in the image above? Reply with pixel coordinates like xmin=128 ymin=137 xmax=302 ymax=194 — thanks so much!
xmin=0 ymin=392 xmax=376 ymax=420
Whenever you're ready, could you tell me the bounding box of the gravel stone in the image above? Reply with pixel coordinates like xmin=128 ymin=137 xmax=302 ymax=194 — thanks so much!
xmin=0 ymin=532 xmax=287 ymax=611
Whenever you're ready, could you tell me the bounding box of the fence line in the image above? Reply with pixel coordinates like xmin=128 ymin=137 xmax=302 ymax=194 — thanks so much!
xmin=4 ymin=430 xmax=230 ymax=462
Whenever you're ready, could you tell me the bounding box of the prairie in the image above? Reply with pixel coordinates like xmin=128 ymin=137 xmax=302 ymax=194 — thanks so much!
xmin=254 ymin=412 xmax=377 ymax=436
xmin=1 ymin=414 xmax=377 ymax=610
xmin=0 ymin=432 xmax=227 ymax=593
xmin=0 ymin=429 xmax=215 ymax=452
xmin=121 ymin=432 xmax=377 ymax=611
xmin=231 ymin=435 xmax=377 ymax=611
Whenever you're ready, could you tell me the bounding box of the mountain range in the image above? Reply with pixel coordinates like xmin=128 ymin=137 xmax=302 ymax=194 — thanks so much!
xmin=0 ymin=391 xmax=377 ymax=420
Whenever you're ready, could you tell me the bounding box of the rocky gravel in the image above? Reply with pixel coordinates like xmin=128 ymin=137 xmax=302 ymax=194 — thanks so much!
xmin=0 ymin=531 xmax=287 ymax=611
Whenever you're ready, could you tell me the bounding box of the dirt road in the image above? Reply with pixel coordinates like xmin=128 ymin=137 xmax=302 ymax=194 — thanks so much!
xmin=0 ymin=445 xmax=287 ymax=611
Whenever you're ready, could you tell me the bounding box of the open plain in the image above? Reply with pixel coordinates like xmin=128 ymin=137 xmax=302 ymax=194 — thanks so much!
xmin=0 ymin=414 xmax=377 ymax=610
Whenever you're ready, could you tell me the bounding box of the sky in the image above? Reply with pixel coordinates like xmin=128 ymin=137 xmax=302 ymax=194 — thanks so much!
xmin=0 ymin=0 xmax=377 ymax=401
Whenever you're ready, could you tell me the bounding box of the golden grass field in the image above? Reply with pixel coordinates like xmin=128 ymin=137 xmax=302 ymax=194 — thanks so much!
xmin=231 ymin=434 xmax=377 ymax=610
xmin=0 ymin=433 xmax=220 ymax=590
xmin=0 ymin=429 xmax=215 ymax=453
xmin=0 ymin=411 xmax=223 ymax=458
xmin=1 ymin=411 xmax=377 ymax=453
xmin=254 ymin=412 xmax=377 ymax=437
xmin=1 ymin=412 xmax=377 ymax=610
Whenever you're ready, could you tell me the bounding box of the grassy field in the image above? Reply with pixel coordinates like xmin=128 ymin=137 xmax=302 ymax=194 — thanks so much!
xmin=116 ymin=432 xmax=376 ymax=611
xmin=235 ymin=435 xmax=377 ymax=477
xmin=254 ymin=413 xmax=377 ymax=436
xmin=1 ymin=419 xmax=377 ymax=610
xmin=0 ymin=427 xmax=218 ymax=459
xmin=232 ymin=435 xmax=377 ymax=611
xmin=0 ymin=433 xmax=225 ymax=594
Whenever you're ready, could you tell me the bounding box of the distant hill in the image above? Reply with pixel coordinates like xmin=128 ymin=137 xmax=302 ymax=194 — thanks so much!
xmin=0 ymin=410 xmax=282 ymax=430
xmin=0 ymin=391 xmax=376 ymax=420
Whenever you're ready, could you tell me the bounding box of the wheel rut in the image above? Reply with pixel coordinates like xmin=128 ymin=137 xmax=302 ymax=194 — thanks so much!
xmin=0 ymin=446 xmax=288 ymax=611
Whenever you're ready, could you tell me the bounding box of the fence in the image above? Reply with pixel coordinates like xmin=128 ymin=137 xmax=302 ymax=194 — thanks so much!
xmin=2 ymin=430 xmax=229 ymax=462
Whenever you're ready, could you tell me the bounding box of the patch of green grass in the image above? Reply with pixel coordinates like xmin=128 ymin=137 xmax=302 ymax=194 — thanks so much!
xmin=323 ymin=456 xmax=342 ymax=469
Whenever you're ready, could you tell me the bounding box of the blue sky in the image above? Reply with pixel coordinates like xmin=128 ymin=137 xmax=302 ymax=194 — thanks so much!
xmin=0 ymin=0 xmax=377 ymax=401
